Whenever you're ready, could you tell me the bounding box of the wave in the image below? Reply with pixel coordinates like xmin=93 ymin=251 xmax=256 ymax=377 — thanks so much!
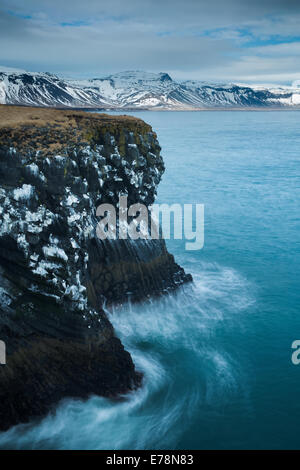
xmin=0 ymin=261 xmax=255 ymax=449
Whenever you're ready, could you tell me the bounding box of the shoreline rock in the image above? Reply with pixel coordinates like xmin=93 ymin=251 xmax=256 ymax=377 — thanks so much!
xmin=0 ymin=105 xmax=191 ymax=431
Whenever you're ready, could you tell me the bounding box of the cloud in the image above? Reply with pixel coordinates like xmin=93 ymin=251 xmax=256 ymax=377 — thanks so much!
xmin=0 ymin=0 xmax=300 ymax=83
xmin=2 ymin=0 xmax=300 ymax=25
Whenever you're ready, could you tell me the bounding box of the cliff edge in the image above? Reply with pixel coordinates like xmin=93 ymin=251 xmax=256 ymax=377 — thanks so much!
xmin=0 ymin=105 xmax=191 ymax=431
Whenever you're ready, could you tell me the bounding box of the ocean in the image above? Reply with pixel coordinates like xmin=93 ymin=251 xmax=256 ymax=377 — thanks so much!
xmin=1 ymin=110 xmax=300 ymax=449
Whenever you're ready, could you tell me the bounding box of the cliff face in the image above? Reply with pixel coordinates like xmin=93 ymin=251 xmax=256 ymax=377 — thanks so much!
xmin=0 ymin=105 xmax=191 ymax=431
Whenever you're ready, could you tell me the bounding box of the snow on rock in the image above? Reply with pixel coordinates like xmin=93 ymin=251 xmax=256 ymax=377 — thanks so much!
xmin=292 ymin=93 xmax=300 ymax=105
xmin=1 ymin=68 xmax=300 ymax=108
xmin=13 ymin=184 xmax=35 ymax=201
xmin=43 ymin=245 xmax=68 ymax=261
xmin=0 ymin=81 xmax=6 ymax=104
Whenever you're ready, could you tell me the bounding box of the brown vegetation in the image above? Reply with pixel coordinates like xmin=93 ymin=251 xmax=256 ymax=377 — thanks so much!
xmin=0 ymin=104 xmax=153 ymax=155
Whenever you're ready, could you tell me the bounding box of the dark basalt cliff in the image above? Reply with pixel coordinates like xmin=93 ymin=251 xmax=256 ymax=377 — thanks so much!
xmin=0 ymin=105 xmax=191 ymax=431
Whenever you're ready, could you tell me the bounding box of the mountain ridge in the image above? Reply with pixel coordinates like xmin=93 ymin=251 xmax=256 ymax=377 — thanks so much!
xmin=1 ymin=68 xmax=300 ymax=109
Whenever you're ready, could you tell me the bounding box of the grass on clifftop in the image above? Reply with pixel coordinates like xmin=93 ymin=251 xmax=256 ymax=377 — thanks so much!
xmin=0 ymin=104 xmax=154 ymax=155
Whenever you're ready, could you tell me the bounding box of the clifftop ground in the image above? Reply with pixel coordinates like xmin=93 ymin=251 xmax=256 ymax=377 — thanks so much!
xmin=0 ymin=105 xmax=153 ymax=155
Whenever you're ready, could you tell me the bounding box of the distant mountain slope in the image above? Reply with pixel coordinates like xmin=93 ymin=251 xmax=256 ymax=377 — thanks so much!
xmin=1 ymin=68 xmax=300 ymax=109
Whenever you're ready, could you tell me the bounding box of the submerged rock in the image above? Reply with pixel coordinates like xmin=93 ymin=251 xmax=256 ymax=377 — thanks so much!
xmin=0 ymin=106 xmax=191 ymax=431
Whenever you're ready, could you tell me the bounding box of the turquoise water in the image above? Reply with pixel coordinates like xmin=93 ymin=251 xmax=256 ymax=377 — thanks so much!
xmin=1 ymin=111 xmax=300 ymax=449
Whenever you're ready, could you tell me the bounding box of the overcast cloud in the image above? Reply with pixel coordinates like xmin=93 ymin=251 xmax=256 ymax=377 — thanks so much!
xmin=0 ymin=0 xmax=300 ymax=84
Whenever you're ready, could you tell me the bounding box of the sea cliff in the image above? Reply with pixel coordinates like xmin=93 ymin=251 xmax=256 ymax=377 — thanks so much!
xmin=0 ymin=105 xmax=191 ymax=431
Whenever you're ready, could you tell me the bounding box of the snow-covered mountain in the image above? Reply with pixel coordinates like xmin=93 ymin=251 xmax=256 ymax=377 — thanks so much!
xmin=1 ymin=68 xmax=300 ymax=109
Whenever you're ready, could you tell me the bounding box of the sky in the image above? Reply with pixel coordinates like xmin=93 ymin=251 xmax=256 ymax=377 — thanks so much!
xmin=0 ymin=0 xmax=300 ymax=84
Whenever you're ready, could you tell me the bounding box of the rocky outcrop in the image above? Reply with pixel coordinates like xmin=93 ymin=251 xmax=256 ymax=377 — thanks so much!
xmin=0 ymin=105 xmax=191 ymax=431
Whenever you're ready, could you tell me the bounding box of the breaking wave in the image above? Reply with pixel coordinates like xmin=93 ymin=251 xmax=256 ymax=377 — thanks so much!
xmin=0 ymin=260 xmax=254 ymax=449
